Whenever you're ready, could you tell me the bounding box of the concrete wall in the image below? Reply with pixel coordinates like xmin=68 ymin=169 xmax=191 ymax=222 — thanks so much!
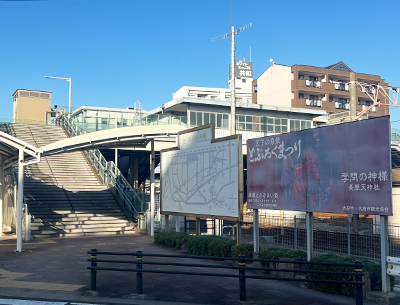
xmin=256 ymin=64 xmax=292 ymax=107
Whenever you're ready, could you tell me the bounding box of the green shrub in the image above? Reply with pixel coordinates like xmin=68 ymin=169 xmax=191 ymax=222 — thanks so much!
xmin=154 ymin=231 xmax=187 ymax=249
xmin=187 ymin=235 xmax=234 ymax=256
xmin=304 ymin=254 xmax=382 ymax=296
xmin=258 ymin=248 xmax=307 ymax=262
xmin=231 ymin=243 xmax=253 ymax=258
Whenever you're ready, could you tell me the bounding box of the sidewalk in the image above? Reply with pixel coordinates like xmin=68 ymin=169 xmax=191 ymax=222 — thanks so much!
xmin=0 ymin=229 xmax=376 ymax=305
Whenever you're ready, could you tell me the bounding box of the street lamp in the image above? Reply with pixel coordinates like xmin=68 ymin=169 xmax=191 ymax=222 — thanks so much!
xmin=44 ymin=76 xmax=72 ymax=118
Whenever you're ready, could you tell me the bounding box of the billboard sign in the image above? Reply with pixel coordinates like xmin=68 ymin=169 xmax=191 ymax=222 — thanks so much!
xmin=161 ymin=125 xmax=242 ymax=220
xmin=247 ymin=116 xmax=392 ymax=215
xmin=229 ymin=61 xmax=253 ymax=79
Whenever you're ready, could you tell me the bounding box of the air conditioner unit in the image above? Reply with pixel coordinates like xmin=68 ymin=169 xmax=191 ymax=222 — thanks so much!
xmin=362 ymin=105 xmax=367 ymax=110
xmin=306 ymin=80 xmax=310 ymax=86
xmin=317 ymin=100 xmax=321 ymax=107
xmin=316 ymin=82 xmax=321 ymax=87
xmin=335 ymin=83 xmax=339 ymax=89
xmin=345 ymin=103 xmax=349 ymax=110
xmin=335 ymin=102 xmax=339 ymax=108
xmin=372 ymin=107 xmax=376 ymax=112
xmin=306 ymin=99 xmax=310 ymax=106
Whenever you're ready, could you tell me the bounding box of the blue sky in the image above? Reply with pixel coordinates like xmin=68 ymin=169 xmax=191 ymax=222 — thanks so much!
xmin=1 ymin=0 xmax=400 ymax=128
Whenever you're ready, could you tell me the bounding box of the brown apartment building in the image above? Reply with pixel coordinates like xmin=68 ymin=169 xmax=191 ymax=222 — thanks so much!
xmin=252 ymin=61 xmax=389 ymax=118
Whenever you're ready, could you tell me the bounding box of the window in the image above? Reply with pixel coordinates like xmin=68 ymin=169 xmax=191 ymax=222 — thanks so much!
xmin=290 ymin=119 xmax=312 ymax=132
xmin=299 ymin=93 xmax=304 ymax=99
xmin=298 ymin=74 xmax=304 ymax=80
xmin=333 ymin=64 xmax=350 ymax=72
xmin=329 ymin=96 xmax=333 ymax=102
xmin=309 ymin=76 xmax=318 ymax=81
xmin=253 ymin=85 xmax=257 ymax=93
xmin=204 ymin=113 xmax=210 ymax=125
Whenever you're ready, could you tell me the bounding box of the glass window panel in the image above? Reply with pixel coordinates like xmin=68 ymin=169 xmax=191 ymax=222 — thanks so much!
xmin=306 ymin=121 xmax=311 ymax=129
xmin=239 ymin=115 xmax=245 ymax=122
xmin=295 ymin=120 xmax=300 ymax=131
xmin=282 ymin=125 xmax=287 ymax=132
xmin=267 ymin=125 xmax=274 ymax=132
xmin=290 ymin=120 xmax=294 ymax=131
xmin=260 ymin=117 xmax=267 ymax=124
xmin=217 ymin=114 xmax=222 ymax=128
xmin=275 ymin=118 xmax=281 ymax=125
xmin=190 ymin=112 xmax=196 ymax=126
xmin=223 ymin=114 xmax=229 ymax=128
xmin=246 ymin=116 xmax=253 ymax=122
xmin=281 ymin=119 xmax=287 ymax=126
xmin=267 ymin=118 xmax=274 ymax=125
xmin=204 ymin=113 xmax=210 ymax=125
xmin=275 ymin=126 xmax=281 ymax=132
xmin=246 ymin=123 xmax=252 ymax=130
xmin=301 ymin=121 xmax=305 ymax=130
xmin=261 ymin=124 xmax=267 ymax=131
xmin=210 ymin=113 xmax=216 ymax=125
xmin=238 ymin=123 xmax=245 ymax=130
xmin=197 ymin=112 xmax=202 ymax=126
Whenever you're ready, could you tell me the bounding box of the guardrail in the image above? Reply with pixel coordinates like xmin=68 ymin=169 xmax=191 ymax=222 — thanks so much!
xmin=87 ymin=249 xmax=364 ymax=304
xmin=54 ymin=113 xmax=143 ymax=219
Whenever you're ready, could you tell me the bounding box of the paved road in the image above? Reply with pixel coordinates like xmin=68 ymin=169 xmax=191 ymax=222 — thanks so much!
xmin=0 ymin=230 xmax=377 ymax=305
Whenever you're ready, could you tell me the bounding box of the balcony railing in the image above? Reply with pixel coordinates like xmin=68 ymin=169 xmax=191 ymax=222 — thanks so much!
xmin=335 ymin=102 xmax=349 ymax=110
xmin=306 ymin=99 xmax=321 ymax=107
xmin=362 ymin=86 xmax=375 ymax=94
xmin=334 ymin=83 xmax=349 ymax=91
xmin=306 ymin=80 xmax=321 ymax=88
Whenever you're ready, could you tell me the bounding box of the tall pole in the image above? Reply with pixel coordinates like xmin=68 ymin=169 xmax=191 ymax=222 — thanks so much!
xmin=68 ymin=78 xmax=72 ymax=119
xmin=150 ymin=139 xmax=155 ymax=236
xmin=230 ymin=26 xmax=236 ymax=136
xmin=17 ymin=149 xmax=24 ymax=252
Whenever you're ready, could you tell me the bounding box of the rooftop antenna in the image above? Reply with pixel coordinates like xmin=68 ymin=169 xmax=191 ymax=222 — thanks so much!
xmin=212 ymin=22 xmax=252 ymax=135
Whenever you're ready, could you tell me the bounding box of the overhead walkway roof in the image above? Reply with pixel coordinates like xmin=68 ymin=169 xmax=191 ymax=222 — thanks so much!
xmin=0 ymin=124 xmax=186 ymax=166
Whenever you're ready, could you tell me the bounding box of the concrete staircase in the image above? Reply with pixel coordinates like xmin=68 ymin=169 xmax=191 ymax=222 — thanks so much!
xmin=0 ymin=123 xmax=136 ymax=238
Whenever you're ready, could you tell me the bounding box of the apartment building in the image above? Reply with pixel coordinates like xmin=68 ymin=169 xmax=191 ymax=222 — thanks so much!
xmin=253 ymin=61 xmax=390 ymax=118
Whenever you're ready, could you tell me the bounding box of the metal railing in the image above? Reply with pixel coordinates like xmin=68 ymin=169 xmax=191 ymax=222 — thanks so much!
xmin=230 ymin=215 xmax=400 ymax=261
xmin=55 ymin=113 xmax=143 ymax=219
xmin=87 ymin=249 xmax=364 ymax=304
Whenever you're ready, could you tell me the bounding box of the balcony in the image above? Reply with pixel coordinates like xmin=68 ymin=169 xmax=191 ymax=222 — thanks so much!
xmin=335 ymin=83 xmax=349 ymax=91
xmin=362 ymin=105 xmax=377 ymax=112
xmin=362 ymin=86 xmax=375 ymax=94
xmin=335 ymin=102 xmax=349 ymax=110
xmin=306 ymin=80 xmax=321 ymax=88
xmin=306 ymin=99 xmax=321 ymax=107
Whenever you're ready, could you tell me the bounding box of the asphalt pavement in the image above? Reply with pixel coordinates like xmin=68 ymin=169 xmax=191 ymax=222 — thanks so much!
xmin=0 ymin=229 xmax=378 ymax=305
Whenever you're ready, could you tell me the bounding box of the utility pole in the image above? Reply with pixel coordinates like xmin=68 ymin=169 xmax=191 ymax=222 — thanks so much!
xmin=213 ymin=23 xmax=252 ymax=136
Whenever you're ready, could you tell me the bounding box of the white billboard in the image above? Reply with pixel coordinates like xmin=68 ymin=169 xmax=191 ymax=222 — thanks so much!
xmin=160 ymin=125 xmax=242 ymax=220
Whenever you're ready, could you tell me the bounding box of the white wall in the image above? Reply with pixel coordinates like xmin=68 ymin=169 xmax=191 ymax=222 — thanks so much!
xmin=257 ymin=64 xmax=292 ymax=107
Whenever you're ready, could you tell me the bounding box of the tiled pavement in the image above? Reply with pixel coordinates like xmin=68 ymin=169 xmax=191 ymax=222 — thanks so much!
xmin=0 ymin=230 xmax=376 ymax=305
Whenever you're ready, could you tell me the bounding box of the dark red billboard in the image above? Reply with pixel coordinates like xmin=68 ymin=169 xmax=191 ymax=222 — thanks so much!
xmin=247 ymin=116 xmax=392 ymax=215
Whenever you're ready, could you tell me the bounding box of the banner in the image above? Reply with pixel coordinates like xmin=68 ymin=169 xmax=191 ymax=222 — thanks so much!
xmin=247 ymin=116 xmax=392 ymax=215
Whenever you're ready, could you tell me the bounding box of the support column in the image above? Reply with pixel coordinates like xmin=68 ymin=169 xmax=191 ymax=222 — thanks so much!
xmin=134 ymin=156 xmax=139 ymax=190
xmin=150 ymin=140 xmax=155 ymax=236
xmin=17 ymin=149 xmax=24 ymax=252
xmin=306 ymin=212 xmax=313 ymax=261
xmin=175 ymin=216 xmax=180 ymax=232
xmin=381 ymin=215 xmax=390 ymax=292
xmin=0 ymin=156 xmax=3 ymax=237
xmin=128 ymin=155 xmax=134 ymax=187
xmin=253 ymin=209 xmax=259 ymax=253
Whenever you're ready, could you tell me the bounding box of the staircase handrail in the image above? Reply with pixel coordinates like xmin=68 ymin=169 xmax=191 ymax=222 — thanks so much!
xmin=54 ymin=113 xmax=142 ymax=218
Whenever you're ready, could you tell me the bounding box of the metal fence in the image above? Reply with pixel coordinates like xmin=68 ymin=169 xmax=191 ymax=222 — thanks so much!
xmin=219 ymin=215 xmax=400 ymax=261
